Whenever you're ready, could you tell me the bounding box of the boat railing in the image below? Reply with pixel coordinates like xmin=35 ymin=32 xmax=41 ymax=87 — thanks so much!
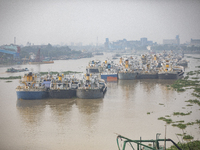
xmin=116 ymin=135 xmax=182 ymax=150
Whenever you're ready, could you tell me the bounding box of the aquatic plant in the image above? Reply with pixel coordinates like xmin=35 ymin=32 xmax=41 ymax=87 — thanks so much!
xmin=186 ymin=104 xmax=193 ymax=106
xmin=5 ymin=80 xmax=12 ymax=82
xmin=186 ymin=122 xmax=195 ymax=126
xmin=0 ymin=76 xmax=21 ymax=80
xmin=175 ymin=120 xmax=184 ymax=123
xmin=147 ymin=112 xmax=150 ymax=114
xmin=185 ymin=99 xmax=200 ymax=106
xmin=192 ymin=93 xmax=200 ymax=98
xmin=39 ymin=71 xmax=82 ymax=75
xmin=173 ymin=111 xmax=192 ymax=116
xmin=170 ymin=79 xmax=199 ymax=92
xmin=174 ymin=123 xmax=187 ymax=129
xmin=167 ymin=140 xmax=200 ymax=150
xmin=158 ymin=117 xmax=172 ymax=124
xmin=183 ymin=135 xmax=194 ymax=140
xmin=186 ymin=71 xmax=196 ymax=76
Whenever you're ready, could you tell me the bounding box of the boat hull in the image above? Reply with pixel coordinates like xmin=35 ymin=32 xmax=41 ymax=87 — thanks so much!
xmin=158 ymin=72 xmax=184 ymax=79
xmin=101 ymin=73 xmax=118 ymax=81
xmin=76 ymin=88 xmax=104 ymax=99
xmin=16 ymin=89 xmax=48 ymax=100
xmin=49 ymin=89 xmax=76 ymax=99
xmin=138 ymin=73 xmax=158 ymax=79
xmin=118 ymin=72 xmax=139 ymax=80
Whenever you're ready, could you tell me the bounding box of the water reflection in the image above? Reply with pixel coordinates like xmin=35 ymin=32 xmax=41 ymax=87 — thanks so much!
xmin=117 ymin=80 xmax=139 ymax=100
xmin=16 ymin=99 xmax=46 ymax=127
xmin=75 ymin=98 xmax=103 ymax=128
xmin=47 ymin=99 xmax=75 ymax=124
xmin=16 ymin=99 xmax=76 ymax=126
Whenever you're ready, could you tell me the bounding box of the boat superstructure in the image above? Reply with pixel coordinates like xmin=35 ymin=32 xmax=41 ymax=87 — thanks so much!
xmin=76 ymin=73 xmax=107 ymax=99
xmin=158 ymin=60 xmax=184 ymax=79
xmin=16 ymin=72 xmax=48 ymax=100
xmin=49 ymin=74 xmax=78 ymax=99
xmin=118 ymin=58 xmax=140 ymax=80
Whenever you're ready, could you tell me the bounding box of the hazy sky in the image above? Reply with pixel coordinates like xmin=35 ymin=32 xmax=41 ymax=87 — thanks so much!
xmin=0 ymin=0 xmax=200 ymax=46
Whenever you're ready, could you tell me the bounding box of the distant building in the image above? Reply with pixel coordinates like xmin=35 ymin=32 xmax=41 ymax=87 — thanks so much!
xmin=104 ymin=38 xmax=110 ymax=49
xmin=163 ymin=35 xmax=180 ymax=45
xmin=190 ymin=39 xmax=200 ymax=46
xmin=104 ymin=37 xmax=154 ymax=50
xmin=140 ymin=38 xmax=147 ymax=46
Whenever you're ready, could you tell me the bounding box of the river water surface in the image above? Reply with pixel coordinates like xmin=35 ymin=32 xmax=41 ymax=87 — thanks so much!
xmin=0 ymin=52 xmax=200 ymax=150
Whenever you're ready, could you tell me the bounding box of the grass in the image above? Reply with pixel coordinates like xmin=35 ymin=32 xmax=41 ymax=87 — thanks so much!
xmin=5 ymin=80 xmax=12 ymax=82
xmin=147 ymin=112 xmax=150 ymax=115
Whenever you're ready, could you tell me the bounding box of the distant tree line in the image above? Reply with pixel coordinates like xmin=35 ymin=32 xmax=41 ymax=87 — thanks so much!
xmin=20 ymin=44 xmax=92 ymax=59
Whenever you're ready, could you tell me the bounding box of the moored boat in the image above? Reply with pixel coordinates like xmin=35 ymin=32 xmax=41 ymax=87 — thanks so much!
xmin=49 ymin=74 xmax=78 ymax=99
xmin=118 ymin=59 xmax=139 ymax=80
xmin=16 ymin=72 xmax=48 ymax=100
xmin=158 ymin=60 xmax=184 ymax=79
xmin=86 ymin=60 xmax=102 ymax=74
xmin=101 ymin=61 xmax=118 ymax=81
xmin=76 ymin=74 xmax=107 ymax=99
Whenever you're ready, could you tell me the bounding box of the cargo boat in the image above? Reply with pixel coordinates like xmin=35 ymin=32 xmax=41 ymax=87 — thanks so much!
xmin=101 ymin=61 xmax=118 ymax=81
xmin=76 ymin=74 xmax=107 ymax=99
xmin=86 ymin=60 xmax=101 ymax=73
xmin=49 ymin=74 xmax=78 ymax=99
xmin=158 ymin=60 xmax=184 ymax=79
xmin=118 ymin=59 xmax=139 ymax=80
xmin=16 ymin=72 xmax=48 ymax=100
xmin=138 ymin=64 xmax=158 ymax=79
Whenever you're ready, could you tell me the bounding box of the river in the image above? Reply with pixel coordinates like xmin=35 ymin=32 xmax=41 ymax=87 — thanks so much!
xmin=0 ymin=52 xmax=199 ymax=150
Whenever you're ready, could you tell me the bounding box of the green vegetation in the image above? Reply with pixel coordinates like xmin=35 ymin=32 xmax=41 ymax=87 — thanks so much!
xmin=0 ymin=76 xmax=21 ymax=80
xmin=159 ymin=103 xmax=164 ymax=105
xmin=185 ymin=99 xmax=200 ymax=106
xmin=175 ymin=120 xmax=184 ymax=123
xmin=186 ymin=104 xmax=193 ymax=106
xmin=173 ymin=111 xmax=192 ymax=116
xmin=172 ymin=123 xmax=187 ymax=129
xmin=167 ymin=140 xmax=200 ymax=150
xmin=39 ymin=71 xmax=82 ymax=75
xmin=20 ymin=44 xmax=93 ymax=60
xmin=147 ymin=112 xmax=150 ymax=115
xmin=5 ymin=80 xmax=12 ymax=82
xmin=158 ymin=117 xmax=173 ymax=124
xmin=183 ymin=135 xmax=194 ymax=140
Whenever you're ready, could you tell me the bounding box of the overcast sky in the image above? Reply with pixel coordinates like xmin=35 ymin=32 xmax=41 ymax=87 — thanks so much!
xmin=0 ymin=0 xmax=200 ymax=46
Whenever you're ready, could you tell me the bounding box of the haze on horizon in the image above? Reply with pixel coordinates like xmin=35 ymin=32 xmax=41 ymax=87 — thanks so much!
xmin=0 ymin=0 xmax=200 ymax=46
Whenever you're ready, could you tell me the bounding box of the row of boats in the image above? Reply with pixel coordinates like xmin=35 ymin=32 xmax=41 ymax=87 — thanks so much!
xmin=16 ymin=51 xmax=187 ymax=100
xmin=86 ymin=51 xmax=187 ymax=81
xmin=16 ymin=72 xmax=107 ymax=100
